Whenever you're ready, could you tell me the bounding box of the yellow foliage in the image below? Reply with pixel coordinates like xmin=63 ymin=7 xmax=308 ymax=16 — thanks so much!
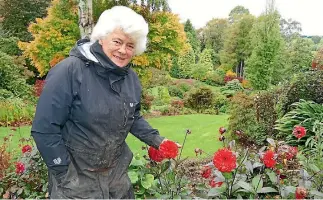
xmin=226 ymin=70 xmax=237 ymax=77
xmin=18 ymin=0 xmax=79 ymax=77
xmin=242 ymin=79 xmax=251 ymax=89
xmin=132 ymin=54 xmax=150 ymax=67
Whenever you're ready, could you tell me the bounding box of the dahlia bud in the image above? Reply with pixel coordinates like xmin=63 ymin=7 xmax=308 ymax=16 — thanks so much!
xmin=219 ymin=135 xmax=225 ymax=141
xmin=186 ymin=129 xmax=192 ymax=134
xmin=219 ymin=127 xmax=226 ymax=135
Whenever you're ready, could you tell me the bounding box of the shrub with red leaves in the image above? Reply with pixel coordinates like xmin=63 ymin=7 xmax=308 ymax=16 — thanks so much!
xmin=34 ymin=80 xmax=45 ymax=97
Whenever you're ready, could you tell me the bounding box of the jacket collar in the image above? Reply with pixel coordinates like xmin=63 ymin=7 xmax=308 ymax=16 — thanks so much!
xmin=90 ymin=41 xmax=130 ymax=77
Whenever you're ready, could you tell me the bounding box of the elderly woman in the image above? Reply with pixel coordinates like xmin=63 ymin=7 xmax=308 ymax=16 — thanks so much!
xmin=31 ymin=6 xmax=175 ymax=199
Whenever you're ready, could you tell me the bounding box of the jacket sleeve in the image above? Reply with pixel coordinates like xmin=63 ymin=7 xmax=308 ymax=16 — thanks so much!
xmin=130 ymin=102 xmax=164 ymax=149
xmin=31 ymin=60 xmax=74 ymax=180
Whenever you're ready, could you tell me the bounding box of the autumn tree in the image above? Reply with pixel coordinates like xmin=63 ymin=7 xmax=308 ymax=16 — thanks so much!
xmin=132 ymin=6 xmax=189 ymax=70
xmin=19 ymin=0 xmax=80 ymax=76
xmin=245 ymin=0 xmax=286 ymax=90
xmin=0 ymin=0 xmax=50 ymax=41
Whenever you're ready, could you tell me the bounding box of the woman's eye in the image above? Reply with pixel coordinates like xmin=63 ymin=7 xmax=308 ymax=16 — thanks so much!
xmin=114 ymin=41 xmax=121 ymax=45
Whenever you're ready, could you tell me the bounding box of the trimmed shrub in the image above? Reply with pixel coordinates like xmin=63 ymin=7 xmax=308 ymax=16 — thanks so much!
xmin=184 ymin=87 xmax=214 ymax=113
xmin=0 ymin=37 xmax=21 ymax=56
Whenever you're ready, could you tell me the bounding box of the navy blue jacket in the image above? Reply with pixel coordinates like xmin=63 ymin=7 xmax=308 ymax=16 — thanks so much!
xmin=31 ymin=39 xmax=164 ymax=179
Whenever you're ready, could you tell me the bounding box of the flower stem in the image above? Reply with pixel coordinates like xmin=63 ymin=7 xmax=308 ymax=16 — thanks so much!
xmin=178 ymin=132 xmax=188 ymax=161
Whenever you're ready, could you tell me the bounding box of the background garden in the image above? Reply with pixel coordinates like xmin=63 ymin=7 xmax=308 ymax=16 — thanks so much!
xmin=0 ymin=0 xmax=322 ymax=199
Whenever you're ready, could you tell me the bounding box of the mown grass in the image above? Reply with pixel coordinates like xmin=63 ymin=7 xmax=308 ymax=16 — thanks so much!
xmin=0 ymin=114 xmax=228 ymax=158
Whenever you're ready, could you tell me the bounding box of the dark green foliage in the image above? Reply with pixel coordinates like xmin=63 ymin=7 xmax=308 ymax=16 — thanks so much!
xmin=275 ymin=100 xmax=323 ymax=147
xmin=0 ymin=37 xmax=21 ymax=56
xmin=254 ymin=90 xmax=280 ymax=138
xmin=184 ymin=87 xmax=214 ymax=113
xmin=0 ymin=0 xmax=50 ymax=41
xmin=228 ymin=92 xmax=266 ymax=145
xmin=278 ymin=70 xmax=323 ymax=115
xmin=0 ymin=52 xmax=32 ymax=98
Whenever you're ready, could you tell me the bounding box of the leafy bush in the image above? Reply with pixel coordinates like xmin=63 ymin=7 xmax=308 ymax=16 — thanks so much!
xmin=0 ymin=142 xmax=48 ymax=199
xmin=0 ymin=51 xmax=32 ymax=98
xmin=0 ymin=89 xmax=14 ymax=99
xmin=220 ymin=79 xmax=244 ymax=97
xmin=0 ymin=98 xmax=35 ymax=126
xmin=275 ymin=100 xmax=323 ymax=147
xmin=277 ymin=70 xmax=323 ymax=115
xmin=147 ymin=86 xmax=171 ymax=107
xmin=141 ymin=90 xmax=154 ymax=111
xmin=228 ymin=92 xmax=266 ymax=145
xmin=254 ymin=90 xmax=280 ymax=138
xmin=148 ymin=68 xmax=172 ymax=88
xmin=0 ymin=37 xmax=21 ymax=56
xmin=168 ymin=85 xmax=184 ymax=99
xmin=184 ymin=87 xmax=214 ymax=113
xmin=213 ymin=93 xmax=229 ymax=114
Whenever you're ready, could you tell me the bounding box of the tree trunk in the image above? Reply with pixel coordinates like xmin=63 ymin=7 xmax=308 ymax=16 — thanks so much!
xmin=78 ymin=0 xmax=93 ymax=39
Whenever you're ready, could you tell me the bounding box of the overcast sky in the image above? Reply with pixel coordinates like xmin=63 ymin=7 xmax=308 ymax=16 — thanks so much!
xmin=168 ymin=0 xmax=322 ymax=36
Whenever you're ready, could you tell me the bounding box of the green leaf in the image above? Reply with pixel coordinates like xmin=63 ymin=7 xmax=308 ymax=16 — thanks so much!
xmin=160 ymin=160 xmax=171 ymax=174
xmin=266 ymin=138 xmax=276 ymax=147
xmin=309 ymin=164 xmax=320 ymax=173
xmin=252 ymin=175 xmax=263 ymax=191
xmin=141 ymin=174 xmax=154 ymax=189
xmin=223 ymin=172 xmax=233 ymax=179
xmin=310 ymin=190 xmax=323 ymax=198
xmin=17 ymin=188 xmax=23 ymax=195
xmin=207 ymin=187 xmax=222 ymax=197
xmin=131 ymin=158 xmax=144 ymax=167
xmin=267 ymin=171 xmax=278 ymax=184
xmin=237 ymin=181 xmax=253 ymax=193
xmin=280 ymin=186 xmax=296 ymax=198
xmin=128 ymin=171 xmax=138 ymax=184
xmin=257 ymin=187 xmax=278 ymax=193
xmin=244 ymin=161 xmax=253 ymax=173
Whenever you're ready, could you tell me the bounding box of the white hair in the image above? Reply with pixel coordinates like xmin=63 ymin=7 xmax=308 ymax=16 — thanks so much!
xmin=90 ymin=6 xmax=149 ymax=55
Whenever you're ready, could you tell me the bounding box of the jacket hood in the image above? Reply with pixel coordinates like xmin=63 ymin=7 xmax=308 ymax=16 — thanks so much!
xmin=69 ymin=38 xmax=129 ymax=76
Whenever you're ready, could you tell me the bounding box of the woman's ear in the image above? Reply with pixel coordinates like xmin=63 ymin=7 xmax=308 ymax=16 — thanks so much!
xmin=98 ymin=40 xmax=103 ymax=45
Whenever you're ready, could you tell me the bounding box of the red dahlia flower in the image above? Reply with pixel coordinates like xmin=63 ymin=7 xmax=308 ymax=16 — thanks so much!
xmin=15 ymin=162 xmax=25 ymax=174
xmin=159 ymin=140 xmax=178 ymax=159
xmin=293 ymin=126 xmax=306 ymax=139
xmin=209 ymin=180 xmax=223 ymax=188
xmin=213 ymin=148 xmax=237 ymax=172
xmin=262 ymin=150 xmax=276 ymax=168
xmin=22 ymin=145 xmax=32 ymax=153
xmin=295 ymin=187 xmax=307 ymax=199
xmin=148 ymin=147 xmax=165 ymax=162
xmin=201 ymin=166 xmax=212 ymax=178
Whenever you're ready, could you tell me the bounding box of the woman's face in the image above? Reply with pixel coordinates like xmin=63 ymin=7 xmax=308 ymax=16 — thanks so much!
xmin=100 ymin=29 xmax=135 ymax=67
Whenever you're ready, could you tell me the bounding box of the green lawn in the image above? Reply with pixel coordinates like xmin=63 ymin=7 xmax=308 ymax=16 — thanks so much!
xmin=0 ymin=114 xmax=228 ymax=158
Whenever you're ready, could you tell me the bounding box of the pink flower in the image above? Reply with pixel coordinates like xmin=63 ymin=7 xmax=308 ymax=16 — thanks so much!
xmin=293 ymin=126 xmax=306 ymax=139
xmin=15 ymin=162 xmax=25 ymax=174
